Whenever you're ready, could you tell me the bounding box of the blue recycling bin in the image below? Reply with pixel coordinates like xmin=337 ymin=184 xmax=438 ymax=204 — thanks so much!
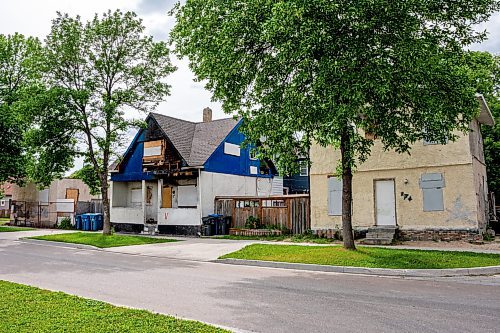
xmin=87 ymin=213 xmax=104 ymax=231
xmin=75 ymin=215 xmax=82 ymax=230
xmin=81 ymin=214 xmax=91 ymax=231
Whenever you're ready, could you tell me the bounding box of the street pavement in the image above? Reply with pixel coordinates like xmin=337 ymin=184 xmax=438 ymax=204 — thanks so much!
xmin=1 ymin=233 xmax=500 ymax=333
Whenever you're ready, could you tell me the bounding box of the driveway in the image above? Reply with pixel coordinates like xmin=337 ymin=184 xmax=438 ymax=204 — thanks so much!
xmin=105 ymin=237 xmax=259 ymax=261
xmin=1 ymin=237 xmax=499 ymax=333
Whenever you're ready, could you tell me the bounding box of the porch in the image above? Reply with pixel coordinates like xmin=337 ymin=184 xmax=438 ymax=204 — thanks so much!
xmin=110 ymin=177 xmax=202 ymax=227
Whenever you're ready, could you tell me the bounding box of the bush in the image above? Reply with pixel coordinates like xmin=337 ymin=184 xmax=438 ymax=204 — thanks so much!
xmin=58 ymin=217 xmax=74 ymax=230
xmin=245 ymin=216 xmax=261 ymax=229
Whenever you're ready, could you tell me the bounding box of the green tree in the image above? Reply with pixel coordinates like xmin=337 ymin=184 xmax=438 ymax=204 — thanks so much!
xmin=69 ymin=163 xmax=101 ymax=196
xmin=466 ymin=52 xmax=499 ymax=199
xmin=0 ymin=33 xmax=75 ymax=187
xmin=0 ymin=33 xmax=42 ymax=184
xmin=171 ymin=0 xmax=500 ymax=249
xmin=45 ymin=10 xmax=175 ymax=235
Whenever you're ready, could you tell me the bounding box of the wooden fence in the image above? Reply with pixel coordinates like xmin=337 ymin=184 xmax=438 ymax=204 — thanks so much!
xmin=214 ymin=195 xmax=310 ymax=234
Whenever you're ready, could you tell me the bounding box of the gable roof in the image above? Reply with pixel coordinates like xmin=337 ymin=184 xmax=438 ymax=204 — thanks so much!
xmin=150 ymin=113 xmax=239 ymax=167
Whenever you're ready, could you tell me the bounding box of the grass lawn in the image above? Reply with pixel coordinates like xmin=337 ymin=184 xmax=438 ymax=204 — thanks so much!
xmin=218 ymin=234 xmax=338 ymax=244
xmin=220 ymin=244 xmax=500 ymax=269
xmin=0 ymin=226 xmax=35 ymax=232
xmin=0 ymin=280 xmax=227 ymax=333
xmin=0 ymin=217 xmax=10 ymax=225
xmin=29 ymin=232 xmax=178 ymax=248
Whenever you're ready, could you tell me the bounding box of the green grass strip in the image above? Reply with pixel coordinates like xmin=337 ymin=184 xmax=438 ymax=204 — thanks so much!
xmin=30 ymin=232 xmax=178 ymax=248
xmin=0 ymin=280 xmax=227 ymax=333
xmin=220 ymin=244 xmax=500 ymax=269
xmin=0 ymin=226 xmax=35 ymax=232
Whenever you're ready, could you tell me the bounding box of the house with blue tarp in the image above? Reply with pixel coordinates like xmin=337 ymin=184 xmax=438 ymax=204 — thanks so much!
xmin=109 ymin=108 xmax=280 ymax=235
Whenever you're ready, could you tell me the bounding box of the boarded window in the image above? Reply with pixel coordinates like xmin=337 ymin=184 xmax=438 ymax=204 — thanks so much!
xmin=420 ymin=173 xmax=445 ymax=211
xmin=328 ymin=177 xmax=342 ymax=216
xmin=178 ymin=185 xmax=198 ymax=207
xmin=131 ymin=189 xmax=142 ymax=203
xmin=224 ymin=142 xmax=241 ymax=156
xmin=162 ymin=187 xmax=172 ymax=208
xmin=143 ymin=140 xmax=163 ymax=157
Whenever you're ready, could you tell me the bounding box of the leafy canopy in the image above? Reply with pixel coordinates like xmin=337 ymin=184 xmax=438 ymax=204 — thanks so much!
xmin=0 ymin=33 xmax=75 ymax=186
xmin=171 ymin=0 xmax=500 ymax=174
xmin=466 ymin=51 xmax=499 ymax=197
xmin=45 ymin=10 xmax=176 ymax=181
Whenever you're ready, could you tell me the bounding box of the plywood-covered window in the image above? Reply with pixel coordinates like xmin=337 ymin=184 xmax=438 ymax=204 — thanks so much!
xmin=328 ymin=177 xmax=342 ymax=216
xmin=420 ymin=173 xmax=445 ymax=211
xmin=178 ymin=185 xmax=198 ymax=208
xmin=162 ymin=186 xmax=172 ymax=208
xmin=144 ymin=140 xmax=163 ymax=157
xmin=131 ymin=189 xmax=142 ymax=203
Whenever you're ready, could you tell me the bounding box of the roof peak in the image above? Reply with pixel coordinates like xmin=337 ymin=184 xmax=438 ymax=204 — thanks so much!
xmin=150 ymin=112 xmax=235 ymax=125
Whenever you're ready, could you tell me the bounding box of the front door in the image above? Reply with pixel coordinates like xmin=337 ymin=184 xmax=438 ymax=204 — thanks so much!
xmin=145 ymin=183 xmax=158 ymax=223
xmin=375 ymin=180 xmax=396 ymax=226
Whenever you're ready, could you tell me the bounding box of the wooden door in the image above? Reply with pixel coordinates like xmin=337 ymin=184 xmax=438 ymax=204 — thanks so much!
xmin=162 ymin=186 xmax=172 ymax=208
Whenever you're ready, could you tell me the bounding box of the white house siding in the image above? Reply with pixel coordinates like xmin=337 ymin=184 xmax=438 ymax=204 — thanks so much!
xmin=110 ymin=207 xmax=144 ymax=225
xmin=157 ymin=208 xmax=201 ymax=226
xmin=200 ymin=171 xmax=276 ymax=217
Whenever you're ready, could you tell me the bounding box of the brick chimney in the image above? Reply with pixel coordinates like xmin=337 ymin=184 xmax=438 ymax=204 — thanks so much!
xmin=203 ymin=107 xmax=212 ymax=122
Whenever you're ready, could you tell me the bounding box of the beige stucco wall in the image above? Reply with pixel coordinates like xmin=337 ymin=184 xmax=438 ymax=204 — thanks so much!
xmin=10 ymin=183 xmax=38 ymax=202
xmin=310 ymin=133 xmax=480 ymax=231
xmin=311 ymin=130 xmax=472 ymax=175
xmin=311 ymin=164 xmax=478 ymax=230
xmin=48 ymin=179 xmax=100 ymax=202
xmin=12 ymin=179 xmax=99 ymax=203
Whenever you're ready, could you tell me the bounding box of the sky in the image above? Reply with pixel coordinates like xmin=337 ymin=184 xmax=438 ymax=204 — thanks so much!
xmin=0 ymin=0 xmax=499 ymax=173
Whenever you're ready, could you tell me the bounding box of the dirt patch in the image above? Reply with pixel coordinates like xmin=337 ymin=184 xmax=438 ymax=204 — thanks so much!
xmin=396 ymin=239 xmax=500 ymax=252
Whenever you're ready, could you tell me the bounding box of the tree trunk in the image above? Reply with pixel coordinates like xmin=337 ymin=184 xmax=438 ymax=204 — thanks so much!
xmin=340 ymin=129 xmax=356 ymax=250
xmin=101 ymin=176 xmax=111 ymax=235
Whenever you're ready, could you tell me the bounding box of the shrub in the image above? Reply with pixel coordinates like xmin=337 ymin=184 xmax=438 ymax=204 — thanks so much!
xmin=245 ymin=216 xmax=261 ymax=229
xmin=58 ymin=217 xmax=74 ymax=230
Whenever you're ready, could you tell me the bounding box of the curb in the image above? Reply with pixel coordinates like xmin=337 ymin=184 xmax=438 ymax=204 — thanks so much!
xmin=214 ymin=259 xmax=500 ymax=277
xmin=18 ymin=238 xmax=102 ymax=251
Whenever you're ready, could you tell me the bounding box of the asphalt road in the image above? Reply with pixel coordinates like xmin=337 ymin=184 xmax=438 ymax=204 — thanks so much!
xmin=1 ymin=238 xmax=500 ymax=333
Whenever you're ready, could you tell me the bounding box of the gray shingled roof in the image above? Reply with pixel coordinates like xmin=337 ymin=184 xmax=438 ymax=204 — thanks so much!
xmin=150 ymin=113 xmax=238 ymax=167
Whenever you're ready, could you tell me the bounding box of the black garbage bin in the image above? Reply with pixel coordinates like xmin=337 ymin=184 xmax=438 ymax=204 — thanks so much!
xmin=207 ymin=214 xmax=225 ymax=235
xmin=202 ymin=216 xmax=215 ymax=236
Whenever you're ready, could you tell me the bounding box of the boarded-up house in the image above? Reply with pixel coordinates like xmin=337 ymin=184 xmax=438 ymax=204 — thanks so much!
xmin=309 ymin=95 xmax=494 ymax=242
xmin=109 ymin=108 xmax=281 ymax=235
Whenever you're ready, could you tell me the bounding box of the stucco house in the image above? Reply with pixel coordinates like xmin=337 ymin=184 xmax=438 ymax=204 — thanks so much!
xmin=109 ymin=108 xmax=281 ymax=235
xmin=310 ymin=95 xmax=494 ymax=242
xmin=0 ymin=183 xmax=13 ymax=217
xmin=9 ymin=178 xmax=101 ymax=226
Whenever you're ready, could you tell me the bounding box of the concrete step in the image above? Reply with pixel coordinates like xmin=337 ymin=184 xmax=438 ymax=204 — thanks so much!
xmin=364 ymin=226 xmax=398 ymax=245
xmin=361 ymin=238 xmax=394 ymax=245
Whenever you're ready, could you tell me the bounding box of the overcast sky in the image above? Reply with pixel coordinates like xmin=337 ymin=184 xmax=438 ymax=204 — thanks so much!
xmin=0 ymin=0 xmax=498 ymax=173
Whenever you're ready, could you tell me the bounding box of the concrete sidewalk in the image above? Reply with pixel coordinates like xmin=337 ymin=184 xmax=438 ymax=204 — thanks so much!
xmin=0 ymin=228 xmax=74 ymax=241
